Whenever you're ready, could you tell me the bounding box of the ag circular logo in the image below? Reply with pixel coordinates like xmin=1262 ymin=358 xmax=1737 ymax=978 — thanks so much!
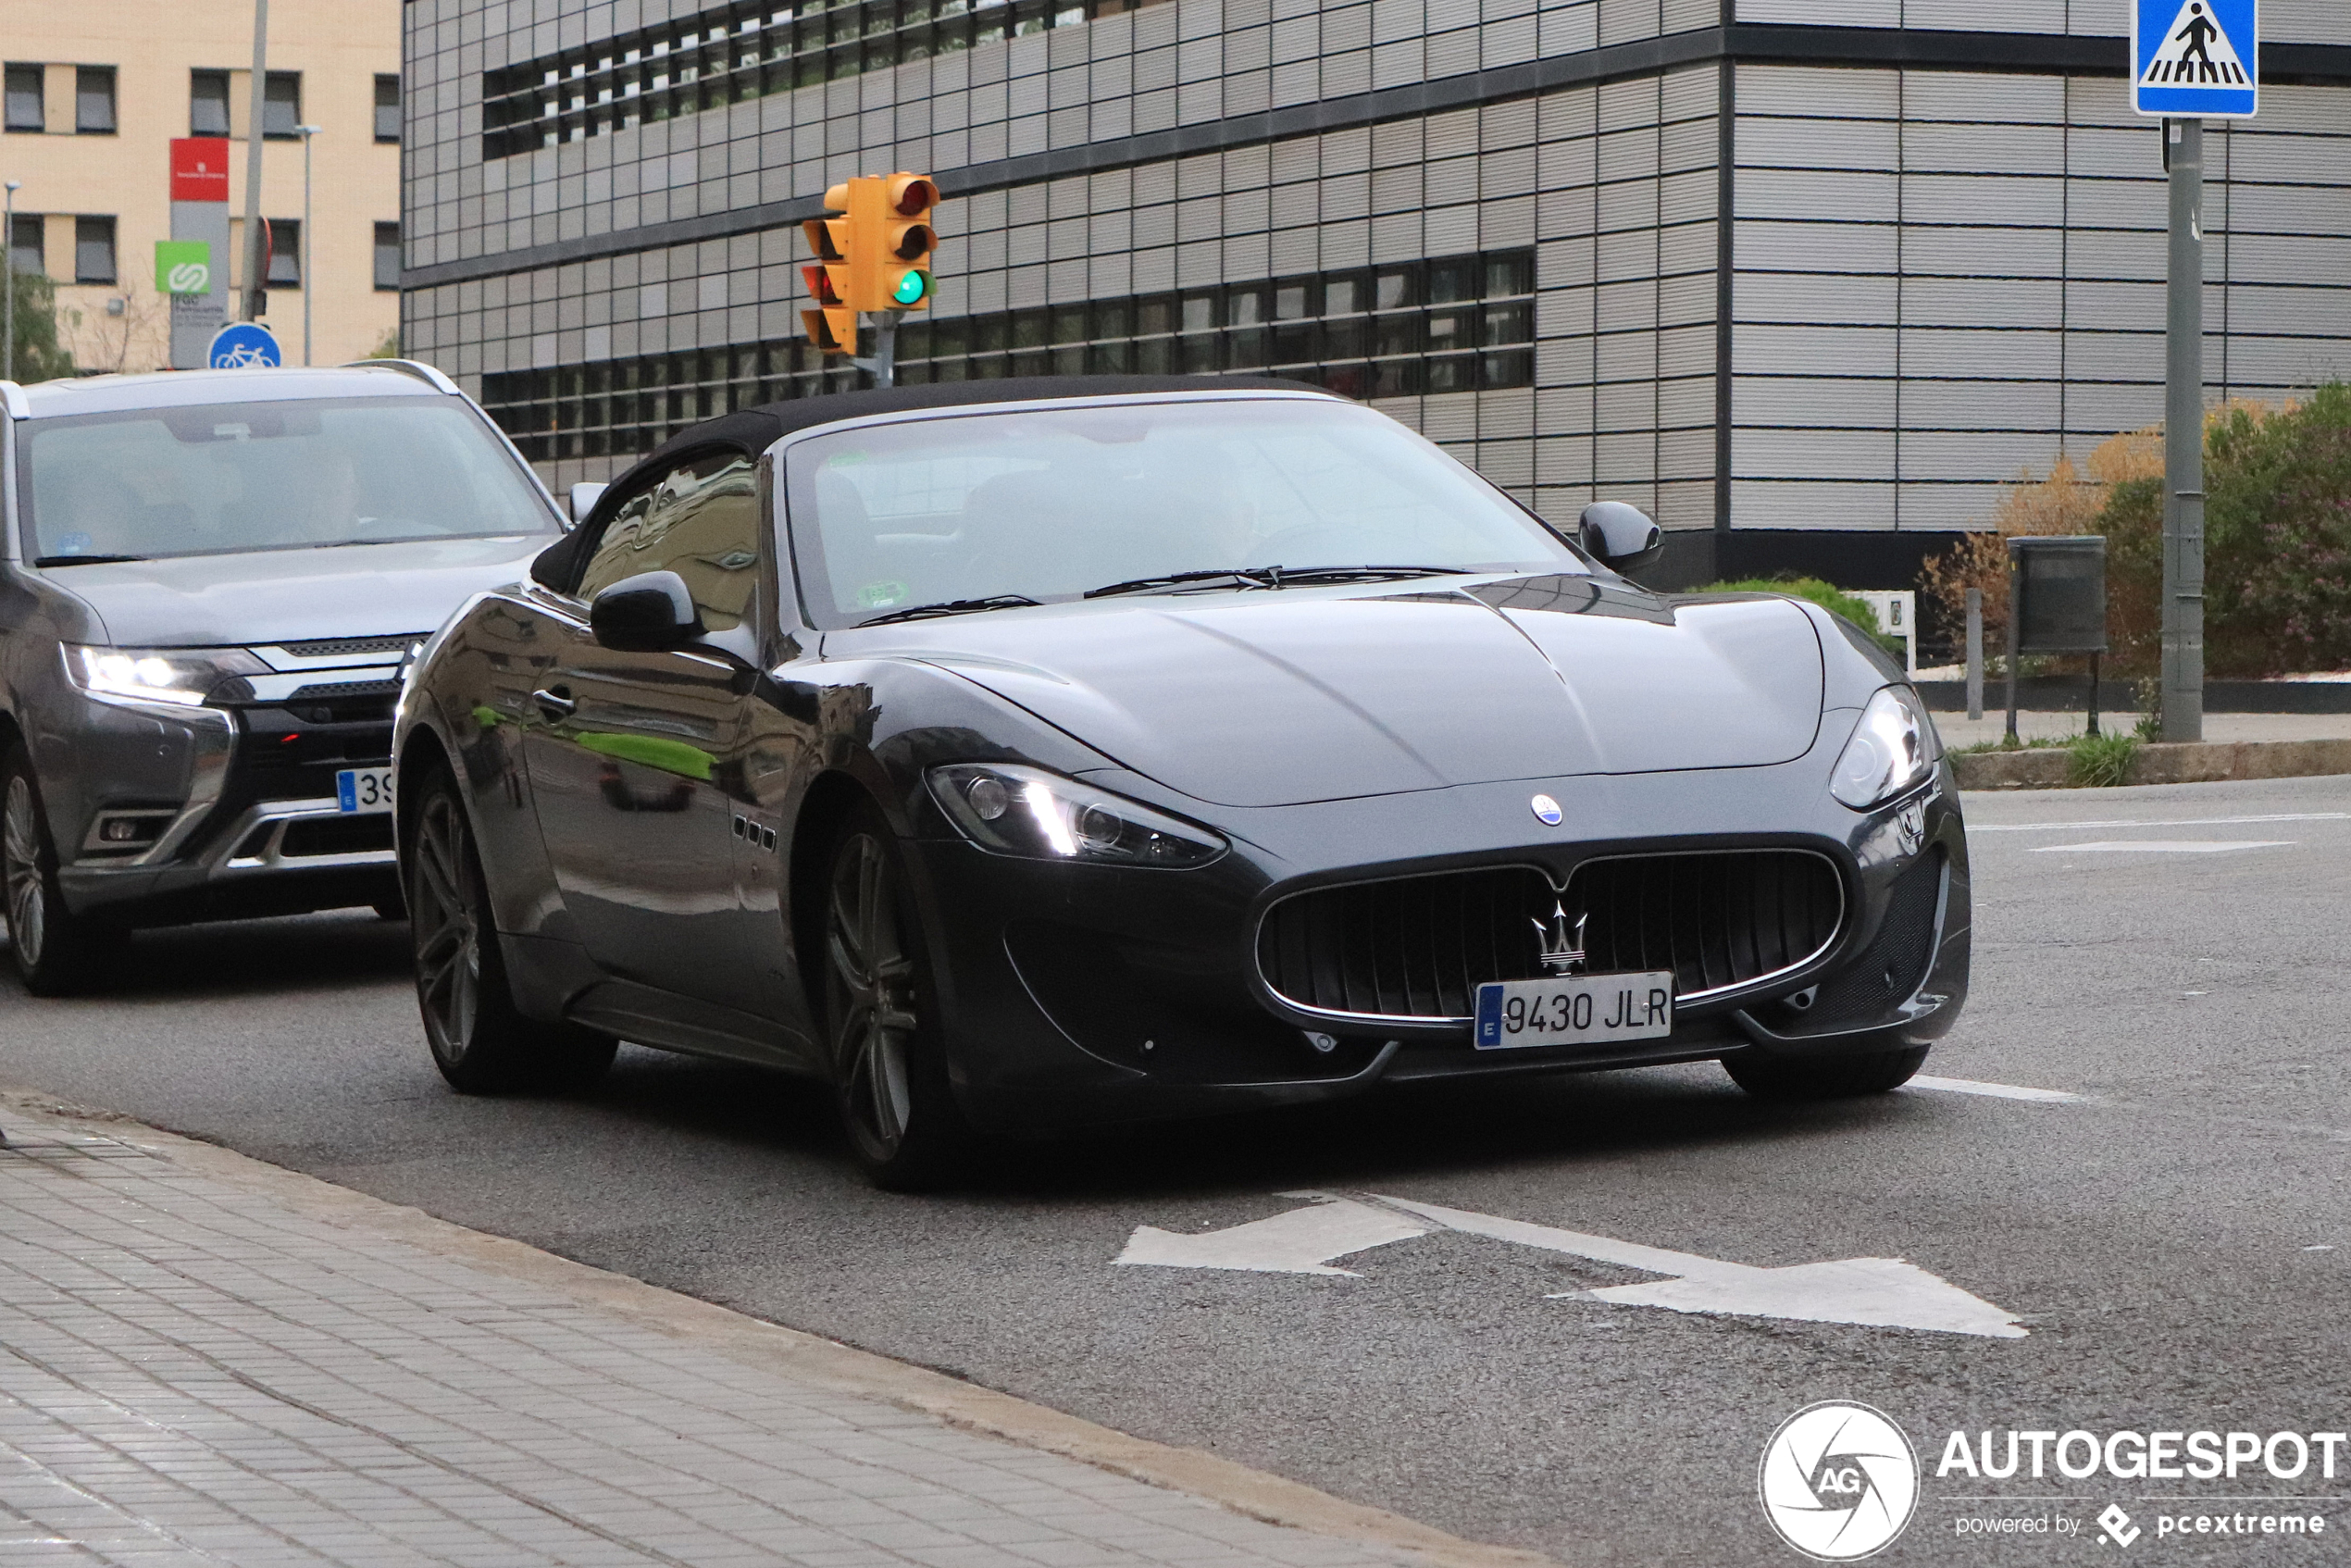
xmin=1758 ymin=1401 xmax=1918 ymax=1561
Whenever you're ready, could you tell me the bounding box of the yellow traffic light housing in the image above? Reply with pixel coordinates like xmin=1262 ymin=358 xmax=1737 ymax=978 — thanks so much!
xmin=877 ymin=174 xmax=937 ymax=310
xmin=799 ymin=172 xmax=940 ymax=372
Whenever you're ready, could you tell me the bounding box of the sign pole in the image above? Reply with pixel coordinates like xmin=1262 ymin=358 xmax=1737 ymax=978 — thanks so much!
xmin=241 ymin=0 xmax=270 ymax=322
xmin=2161 ymin=117 xmax=2205 ymax=743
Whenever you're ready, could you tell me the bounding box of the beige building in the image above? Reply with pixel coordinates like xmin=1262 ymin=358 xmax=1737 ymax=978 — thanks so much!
xmin=3 ymin=0 xmax=399 ymax=376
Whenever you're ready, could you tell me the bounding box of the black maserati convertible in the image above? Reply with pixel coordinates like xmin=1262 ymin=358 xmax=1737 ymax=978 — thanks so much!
xmin=392 ymin=376 xmax=1968 ymax=1187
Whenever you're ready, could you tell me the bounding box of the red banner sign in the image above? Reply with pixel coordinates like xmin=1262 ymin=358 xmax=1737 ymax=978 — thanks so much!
xmin=170 ymin=138 xmax=230 ymax=204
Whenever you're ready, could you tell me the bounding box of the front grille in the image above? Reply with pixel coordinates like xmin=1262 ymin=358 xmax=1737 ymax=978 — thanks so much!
xmin=272 ymin=635 xmax=425 ymax=659
xmin=1257 ymin=851 xmax=1845 ymax=1022
xmin=289 ymin=678 xmax=403 ymax=701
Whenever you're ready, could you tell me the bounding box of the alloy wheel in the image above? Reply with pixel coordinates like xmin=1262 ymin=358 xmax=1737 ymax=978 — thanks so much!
xmin=411 ymin=791 xmax=481 ymax=1053
xmin=826 ymin=831 xmax=919 ymax=1159
xmin=3 ymin=776 xmax=47 ymax=970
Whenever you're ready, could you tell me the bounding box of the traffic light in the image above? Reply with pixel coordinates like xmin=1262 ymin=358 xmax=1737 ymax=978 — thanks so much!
xmin=876 ymin=173 xmax=937 ymax=310
xmin=798 ymin=172 xmax=939 ymax=362
xmin=799 ymin=261 xmax=856 ymax=357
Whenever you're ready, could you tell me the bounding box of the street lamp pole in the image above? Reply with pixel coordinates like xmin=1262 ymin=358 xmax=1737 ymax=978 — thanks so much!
xmin=4 ymin=180 xmax=19 ymax=383
xmin=296 ymin=124 xmax=319 ymax=365
xmin=241 ymin=0 xmax=269 ymax=323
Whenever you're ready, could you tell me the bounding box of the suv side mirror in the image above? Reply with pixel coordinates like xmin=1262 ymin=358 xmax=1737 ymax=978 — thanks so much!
xmin=567 ymin=481 xmax=609 ymax=529
xmin=1579 ymin=502 xmax=1664 ymax=574
xmin=590 ymin=570 xmax=703 ymax=653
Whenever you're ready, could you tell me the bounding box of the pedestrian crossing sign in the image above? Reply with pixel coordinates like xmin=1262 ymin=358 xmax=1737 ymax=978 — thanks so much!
xmin=2134 ymin=0 xmax=2258 ymax=118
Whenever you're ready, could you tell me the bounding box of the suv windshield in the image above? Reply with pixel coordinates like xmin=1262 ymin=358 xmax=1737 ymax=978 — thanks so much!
xmin=785 ymin=396 xmax=1585 ymax=628
xmin=19 ymin=396 xmax=556 ymax=563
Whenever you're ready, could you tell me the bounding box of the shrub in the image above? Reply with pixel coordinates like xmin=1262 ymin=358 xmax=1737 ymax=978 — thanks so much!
xmin=2067 ymin=731 xmax=2141 ymax=789
xmin=1923 ymin=384 xmax=2351 ymax=679
xmin=5 ymin=268 xmax=75 ymax=384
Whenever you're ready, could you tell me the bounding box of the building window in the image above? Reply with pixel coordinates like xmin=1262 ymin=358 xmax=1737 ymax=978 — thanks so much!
xmin=75 ymin=66 xmax=115 ymax=133
xmin=373 ymin=222 xmax=400 ymax=290
xmin=190 ymin=69 xmax=230 ymax=135
xmin=74 ymin=216 xmax=116 ymax=284
xmin=7 ymin=212 xmax=42 ymax=276
xmin=267 ymin=218 xmax=300 ymax=286
xmin=479 ymin=0 xmax=1174 ymax=159
xmin=4 ymin=63 xmax=42 ymax=132
xmin=374 ymin=74 xmax=400 ymax=143
xmin=263 ymin=70 xmax=300 ymax=138
xmin=478 ymin=248 xmax=1538 ymax=464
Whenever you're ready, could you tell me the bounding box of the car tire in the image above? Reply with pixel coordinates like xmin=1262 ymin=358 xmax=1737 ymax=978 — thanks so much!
xmin=819 ymin=803 xmax=971 ymax=1191
xmin=2 ymin=742 xmax=122 ymax=996
xmin=406 ymin=768 xmax=616 ymax=1094
xmin=1723 ymin=1044 xmax=1930 ymax=1101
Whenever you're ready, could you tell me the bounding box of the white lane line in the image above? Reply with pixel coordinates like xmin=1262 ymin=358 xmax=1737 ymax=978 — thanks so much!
xmin=2030 ymin=839 xmax=2292 ymax=853
xmin=1973 ymin=812 xmax=2349 ymax=833
xmin=1907 ymin=1075 xmax=2085 ymax=1104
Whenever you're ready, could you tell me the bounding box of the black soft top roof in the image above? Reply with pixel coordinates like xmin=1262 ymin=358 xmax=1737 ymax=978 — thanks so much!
xmin=538 ymin=374 xmax=1332 ymax=591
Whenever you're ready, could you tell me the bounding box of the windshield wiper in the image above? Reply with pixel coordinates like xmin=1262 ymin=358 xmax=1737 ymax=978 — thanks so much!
xmin=33 ymin=554 xmax=147 ymax=566
xmin=858 ymin=593 xmax=1042 ymax=628
xmin=1084 ymin=565 xmax=1473 ymax=599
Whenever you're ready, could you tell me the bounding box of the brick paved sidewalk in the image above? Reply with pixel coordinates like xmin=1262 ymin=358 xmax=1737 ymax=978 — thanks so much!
xmin=0 ymin=1103 xmax=1495 ymax=1568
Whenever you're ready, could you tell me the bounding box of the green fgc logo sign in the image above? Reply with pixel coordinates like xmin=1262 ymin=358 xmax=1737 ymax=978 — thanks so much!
xmin=155 ymin=240 xmax=211 ymax=296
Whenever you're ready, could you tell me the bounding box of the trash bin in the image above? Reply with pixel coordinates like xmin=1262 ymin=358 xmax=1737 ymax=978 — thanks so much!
xmin=2007 ymin=535 xmax=2109 ymax=738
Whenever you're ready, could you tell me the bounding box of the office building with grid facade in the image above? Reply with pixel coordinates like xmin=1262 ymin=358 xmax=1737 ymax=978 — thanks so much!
xmin=399 ymin=0 xmax=2351 ymax=588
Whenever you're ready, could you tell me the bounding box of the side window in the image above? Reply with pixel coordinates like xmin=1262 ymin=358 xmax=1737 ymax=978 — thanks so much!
xmin=574 ymin=451 xmax=761 ymax=632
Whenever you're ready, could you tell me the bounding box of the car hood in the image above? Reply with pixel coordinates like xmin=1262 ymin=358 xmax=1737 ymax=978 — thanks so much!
xmin=866 ymin=578 xmax=1826 ymax=807
xmin=44 ymin=536 xmax=554 ymax=647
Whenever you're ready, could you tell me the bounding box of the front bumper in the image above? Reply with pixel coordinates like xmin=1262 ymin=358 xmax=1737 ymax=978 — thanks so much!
xmin=56 ymin=692 xmax=400 ymax=927
xmin=901 ymin=749 xmax=1970 ymax=1138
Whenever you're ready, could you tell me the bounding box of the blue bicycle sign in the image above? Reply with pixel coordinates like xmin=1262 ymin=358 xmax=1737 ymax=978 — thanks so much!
xmin=206 ymin=323 xmax=282 ymax=369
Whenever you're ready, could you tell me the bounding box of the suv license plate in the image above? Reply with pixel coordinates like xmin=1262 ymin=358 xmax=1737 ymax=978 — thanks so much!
xmin=1474 ymin=972 xmax=1675 ymax=1051
xmin=335 ymin=767 xmax=394 ymax=815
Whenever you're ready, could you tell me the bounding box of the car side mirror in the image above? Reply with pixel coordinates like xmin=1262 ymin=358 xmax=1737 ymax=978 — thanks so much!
xmin=1579 ymin=502 xmax=1664 ymax=574
xmin=589 ymin=570 xmax=704 ymax=653
xmin=567 ymin=481 xmax=608 ymax=529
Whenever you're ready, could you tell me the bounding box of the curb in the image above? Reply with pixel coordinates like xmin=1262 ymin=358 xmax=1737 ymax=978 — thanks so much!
xmin=1953 ymin=737 xmax=2351 ymax=791
xmin=0 ymin=1086 xmax=1555 ymax=1568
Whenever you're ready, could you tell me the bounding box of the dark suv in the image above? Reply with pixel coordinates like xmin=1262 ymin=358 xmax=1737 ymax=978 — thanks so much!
xmin=1 ymin=362 xmax=566 ymax=992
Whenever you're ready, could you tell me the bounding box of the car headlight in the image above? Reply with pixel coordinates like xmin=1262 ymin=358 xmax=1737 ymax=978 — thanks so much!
xmin=64 ymin=645 xmax=267 ymax=709
xmin=1830 ymin=685 xmax=1940 ymax=810
xmin=927 ymin=763 xmax=1225 ymax=867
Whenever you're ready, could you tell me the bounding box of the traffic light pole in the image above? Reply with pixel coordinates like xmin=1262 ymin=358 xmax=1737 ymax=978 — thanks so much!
xmin=853 ymin=309 xmax=902 ymax=388
xmin=2161 ymin=116 xmax=2205 ymax=743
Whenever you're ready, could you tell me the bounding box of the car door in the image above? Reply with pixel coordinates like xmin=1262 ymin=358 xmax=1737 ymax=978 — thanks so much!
xmin=523 ymin=451 xmax=760 ymax=1008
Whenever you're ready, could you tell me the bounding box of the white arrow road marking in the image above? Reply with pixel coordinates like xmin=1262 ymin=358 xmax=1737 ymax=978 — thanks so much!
xmin=2031 ymin=840 xmax=2292 ymax=853
xmin=1116 ymin=1193 xmax=2026 ymax=1338
xmin=1113 ymin=1191 xmax=1437 ymax=1276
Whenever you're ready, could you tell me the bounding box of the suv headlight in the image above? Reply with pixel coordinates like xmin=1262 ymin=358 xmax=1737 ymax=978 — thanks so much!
xmin=1830 ymin=685 xmax=1940 ymax=810
xmin=65 ymin=645 xmax=267 ymax=709
xmin=927 ymin=763 xmax=1225 ymax=867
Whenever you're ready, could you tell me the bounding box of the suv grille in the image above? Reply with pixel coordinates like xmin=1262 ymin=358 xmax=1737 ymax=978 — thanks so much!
xmin=272 ymin=635 xmax=424 ymax=659
xmin=1256 ymin=851 xmax=1845 ymax=1022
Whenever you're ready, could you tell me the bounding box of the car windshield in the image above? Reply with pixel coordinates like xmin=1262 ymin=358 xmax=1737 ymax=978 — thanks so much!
xmin=784 ymin=396 xmax=1585 ymax=628
xmin=19 ymin=396 xmax=556 ymax=563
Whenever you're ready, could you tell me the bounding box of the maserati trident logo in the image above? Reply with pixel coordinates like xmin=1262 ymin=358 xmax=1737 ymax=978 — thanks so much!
xmin=1532 ymin=902 xmax=1588 ymax=977
xmin=1529 ymin=792 xmax=1563 ymax=826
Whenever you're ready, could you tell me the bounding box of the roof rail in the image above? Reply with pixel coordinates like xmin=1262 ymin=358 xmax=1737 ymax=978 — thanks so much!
xmin=0 ymin=381 xmax=27 ymax=419
xmin=342 ymin=357 xmax=460 ymax=395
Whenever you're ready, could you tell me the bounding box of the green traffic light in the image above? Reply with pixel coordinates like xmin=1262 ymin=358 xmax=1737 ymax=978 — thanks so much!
xmin=891 ymin=270 xmax=930 ymax=306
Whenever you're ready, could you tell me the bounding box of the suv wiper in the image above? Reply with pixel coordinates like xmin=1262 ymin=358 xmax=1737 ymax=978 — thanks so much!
xmin=858 ymin=593 xmax=1041 ymax=628
xmin=1084 ymin=565 xmax=1473 ymax=599
xmin=33 ymin=554 xmax=148 ymax=566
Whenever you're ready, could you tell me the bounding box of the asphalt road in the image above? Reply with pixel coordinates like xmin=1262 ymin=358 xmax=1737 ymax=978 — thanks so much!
xmin=6 ymin=775 xmax=2348 ymax=1565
